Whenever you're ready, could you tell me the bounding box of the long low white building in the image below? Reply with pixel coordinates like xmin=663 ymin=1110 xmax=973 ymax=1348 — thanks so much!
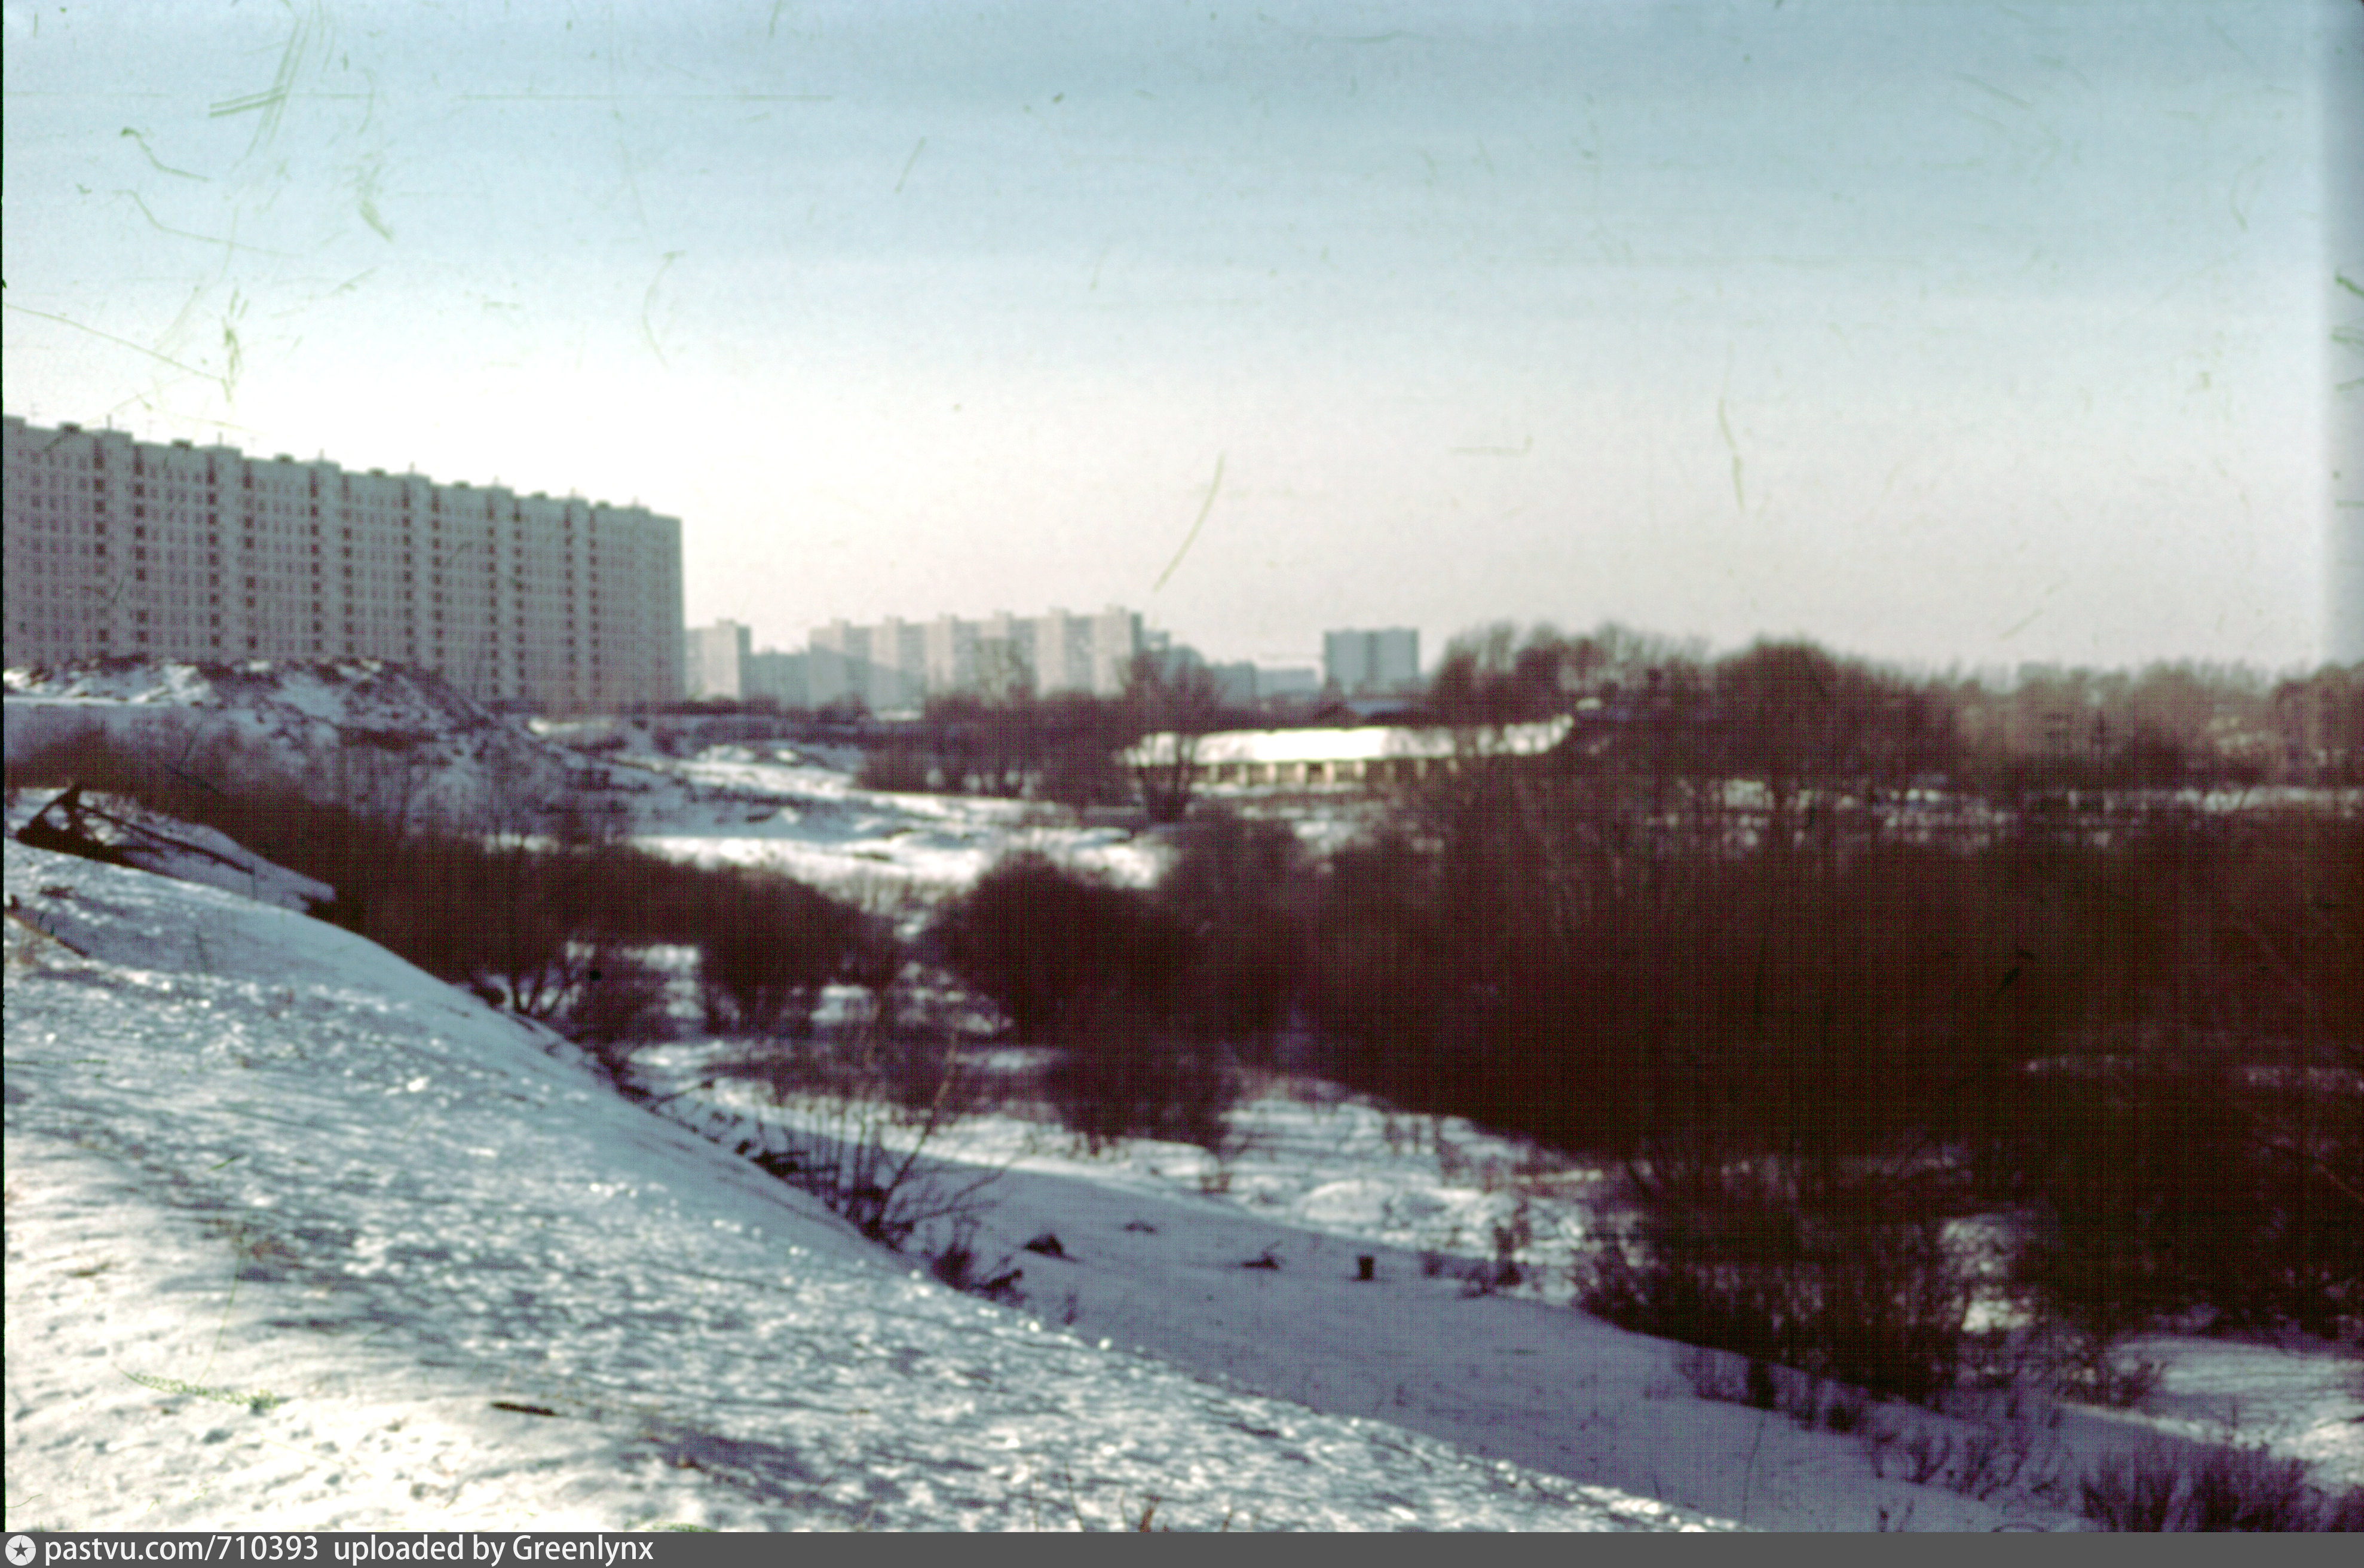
xmin=1127 ymin=716 xmax=1573 ymax=789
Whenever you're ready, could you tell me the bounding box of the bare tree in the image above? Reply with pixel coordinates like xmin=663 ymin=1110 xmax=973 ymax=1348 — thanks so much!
xmin=1123 ymin=653 xmax=1224 ymax=823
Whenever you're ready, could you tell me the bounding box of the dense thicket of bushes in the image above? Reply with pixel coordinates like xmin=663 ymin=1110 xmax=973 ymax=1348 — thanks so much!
xmin=915 ymin=709 xmax=2359 ymax=1349
xmin=923 ymin=835 xmax=1299 ymax=1150
xmin=7 ymin=729 xmax=886 ymax=1049
xmin=1305 ymin=747 xmax=2362 ymax=1358
xmin=925 ymin=852 xmax=1193 ymax=1039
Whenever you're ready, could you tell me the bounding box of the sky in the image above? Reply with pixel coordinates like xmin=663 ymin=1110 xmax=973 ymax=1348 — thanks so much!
xmin=5 ymin=1 xmax=2359 ymax=674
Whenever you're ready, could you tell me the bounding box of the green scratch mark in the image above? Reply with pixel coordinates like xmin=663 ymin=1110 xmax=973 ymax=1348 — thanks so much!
xmin=207 ymin=1 xmax=327 ymax=159
xmin=4 ymin=304 xmax=225 ymax=393
xmin=2337 ymin=272 xmax=2364 ymax=300
xmin=895 ymin=137 xmax=927 ymax=194
xmin=1718 ymin=398 xmax=1745 ymax=513
xmin=119 ymin=1369 xmax=284 ymax=1414
xmin=356 ymin=157 xmax=393 ymax=240
xmin=642 ymin=252 xmax=685 ymax=368
xmin=1452 ymin=436 xmax=1531 ymax=457
xmin=1954 ymin=74 xmax=2031 ymax=110
xmin=1154 ymin=454 xmax=1226 ymax=593
xmin=115 ymin=190 xmax=290 ymax=257
xmin=120 ymin=128 xmax=207 ymax=181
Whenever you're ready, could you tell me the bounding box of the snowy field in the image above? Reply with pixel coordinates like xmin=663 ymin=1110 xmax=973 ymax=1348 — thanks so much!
xmin=7 ymin=660 xmax=2362 ymax=1530
xmin=609 ymin=742 xmax=1169 ymax=902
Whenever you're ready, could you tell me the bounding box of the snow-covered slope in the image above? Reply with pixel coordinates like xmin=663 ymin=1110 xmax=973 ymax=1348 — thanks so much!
xmin=2 ymin=836 xmax=1728 ymax=1531
xmin=5 ymin=660 xmax=1167 ymax=896
xmin=4 ymin=659 xmax=580 ymax=828
xmin=5 ymin=787 xmax=335 ymax=912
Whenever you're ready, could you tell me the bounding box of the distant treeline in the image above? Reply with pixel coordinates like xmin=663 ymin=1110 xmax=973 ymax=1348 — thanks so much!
xmin=1421 ymin=623 xmax=2364 ymax=787
xmin=653 ymin=625 xmax=2364 ymax=795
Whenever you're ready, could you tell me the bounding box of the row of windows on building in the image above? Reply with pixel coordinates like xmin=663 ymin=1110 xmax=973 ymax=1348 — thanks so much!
xmin=3 ymin=416 xmax=685 ymax=711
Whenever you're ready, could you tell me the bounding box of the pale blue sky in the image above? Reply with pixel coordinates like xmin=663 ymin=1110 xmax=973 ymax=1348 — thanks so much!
xmin=4 ymin=1 xmax=2353 ymax=671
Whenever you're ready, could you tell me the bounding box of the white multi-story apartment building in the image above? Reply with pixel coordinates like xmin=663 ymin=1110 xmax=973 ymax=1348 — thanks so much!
xmin=2 ymin=416 xmax=685 ymax=710
xmin=1323 ymin=627 xmax=1422 ymax=694
xmin=684 ymin=620 xmax=752 ymax=700
xmin=808 ymin=605 xmax=1143 ymax=710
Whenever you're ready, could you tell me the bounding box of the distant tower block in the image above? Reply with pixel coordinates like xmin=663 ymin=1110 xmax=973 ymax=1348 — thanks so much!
xmin=1323 ymin=627 xmax=1421 ymax=694
xmin=1 ymin=414 xmax=685 ymax=710
xmin=2335 ymin=507 xmax=2364 ymax=666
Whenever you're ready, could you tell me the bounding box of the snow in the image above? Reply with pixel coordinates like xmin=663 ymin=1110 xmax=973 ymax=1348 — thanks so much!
xmin=593 ymin=746 xmax=1170 ymax=899
xmin=8 ymin=657 xmax=2360 ymax=1532
xmin=5 ymin=788 xmax=335 ymax=914
xmin=4 ymin=840 xmax=1729 ymax=1531
xmin=1128 ymin=718 xmax=1573 ymax=770
xmin=657 ymin=1063 xmax=2364 ymax=1532
xmin=4 ymin=659 xmax=577 ymax=829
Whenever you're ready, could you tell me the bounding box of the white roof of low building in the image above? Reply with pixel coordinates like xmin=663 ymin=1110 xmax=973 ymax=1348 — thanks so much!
xmin=1128 ymin=716 xmax=1572 ymax=768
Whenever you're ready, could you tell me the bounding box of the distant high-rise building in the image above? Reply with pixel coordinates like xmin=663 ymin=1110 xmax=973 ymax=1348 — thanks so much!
xmin=1257 ymin=666 xmax=1321 ymax=701
xmin=2334 ymin=509 xmax=2364 ymax=667
xmin=684 ymin=620 xmax=752 ymax=700
xmin=743 ymin=648 xmax=809 ymax=708
xmin=1323 ymin=627 xmax=1421 ymax=693
xmin=2 ymin=414 xmax=685 ymax=710
xmin=806 ymin=605 xmax=1143 ymax=708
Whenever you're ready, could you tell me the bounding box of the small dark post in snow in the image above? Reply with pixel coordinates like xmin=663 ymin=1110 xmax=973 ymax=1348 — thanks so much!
xmin=1357 ymin=1254 xmax=1376 ymax=1281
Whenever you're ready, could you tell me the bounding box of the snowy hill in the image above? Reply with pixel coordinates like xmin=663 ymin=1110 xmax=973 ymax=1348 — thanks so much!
xmin=4 ymin=658 xmax=579 ymax=829
xmin=4 ymin=660 xmax=1163 ymax=896
xmin=2 ymin=834 xmax=1730 ymax=1530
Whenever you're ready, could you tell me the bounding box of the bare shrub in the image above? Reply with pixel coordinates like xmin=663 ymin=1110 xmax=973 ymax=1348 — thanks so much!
xmin=1671 ymin=1345 xmax=1738 ymax=1403
xmin=1901 ymin=1429 xmax=1954 ymax=1487
xmin=2075 ymin=1440 xmax=2351 ymax=1531
xmin=1812 ymin=1216 xmax=1973 ymax=1407
xmin=1821 ymin=1385 xmax=1870 ymax=1434
xmin=1155 ymin=810 xmax=1307 ymax=1054
xmin=927 ymin=1216 xmax=1024 ymax=1304
xmin=2182 ymin=1444 xmax=2316 ymax=1532
xmin=10 ymin=725 xmax=900 ymax=1060
xmin=2012 ymin=1048 xmax=2363 ymax=1348
xmin=1780 ymin=1371 xmax=1826 ymax=1429
xmin=1950 ymin=1423 xmax=2030 ymax=1501
xmin=1042 ymin=992 xmax=1238 ymax=1153
xmin=699 ymin=873 xmax=877 ymax=1039
xmin=718 ymin=1034 xmax=998 ymax=1251
xmin=2080 ymin=1443 xmax=2194 ymax=1531
xmin=2048 ymin=1332 xmax=2166 ymax=1410
xmin=926 ymin=853 xmax=1190 ymax=1042
xmin=1579 ymin=1190 xmax=1970 ymax=1407
xmin=1744 ymin=1356 xmax=1780 ymax=1411
xmin=561 ymin=945 xmax=673 ymax=1092
xmin=856 ymin=741 xmax=934 ymax=794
